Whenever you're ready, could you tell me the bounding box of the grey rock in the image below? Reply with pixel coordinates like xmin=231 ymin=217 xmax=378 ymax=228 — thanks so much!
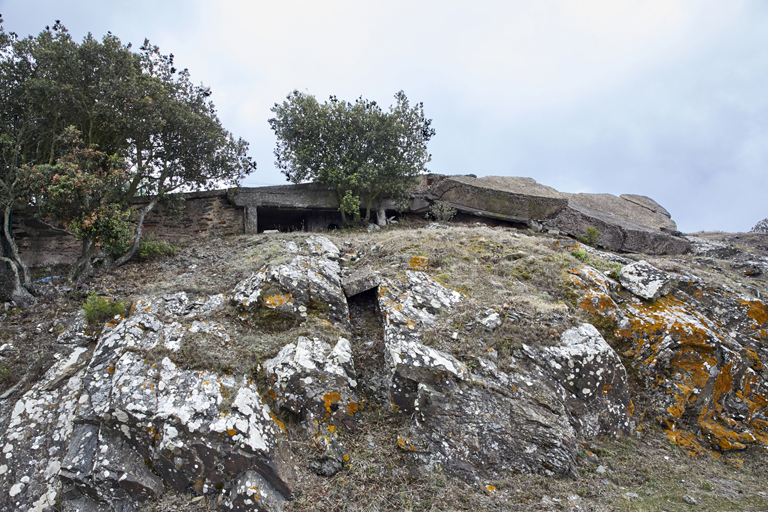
xmin=683 ymin=494 xmax=698 ymax=505
xmin=341 ymin=269 xmax=380 ymax=297
xmin=553 ymin=194 xmax=690 ymax=255
xmin=263 ymin=336 xmax=358 ymax=430
xmin=424 ymin=175 xmax=567 ymax=223
xmin=619 ymin=260 xmax=673 ymax=301
xmin=57 ymin=311 xmax=95 ymax=346
xmin=220 ymin=470 xmax=287 ymax=512
xmin=478 ymin=312 xmax=502 ymax=331
xmin=536 ymin=324 xmax=633 ymax=437
xmin=233 ymin=241 xmax=349 ymax=327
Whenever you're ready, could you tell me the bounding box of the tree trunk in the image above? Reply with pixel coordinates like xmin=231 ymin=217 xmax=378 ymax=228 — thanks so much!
xmin=3 ymin=205 xmax=30 ymax=284
xmin=0 ymin=256 xmax=36 ymax=307
xmin=70 ymin=238 xmax=96 ymax=282
xmin=115 ymin=199 xmax=157 ymax=267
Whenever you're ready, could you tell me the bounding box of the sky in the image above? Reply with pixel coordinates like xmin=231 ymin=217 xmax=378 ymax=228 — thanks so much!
xmin=1 ymin=0 xmax=767 ymax=233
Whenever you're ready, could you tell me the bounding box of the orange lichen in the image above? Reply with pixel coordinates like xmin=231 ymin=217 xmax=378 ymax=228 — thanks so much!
xmin=323 ymin=391 xmax=342 ymax=416
xmin=264 ymin=293 xmax=292 ymax=308
xmin=345 ymin=400 xmax=359 ymax=415
xmin=408 ymin=256 xmax=430 ymax=271
xmin=740 ymin=299 xmax=768 ymax=326
xmin=269 ymin=413 xmax=287 ymax=433
xmin=227 ymin=429 xmax=237 ymax=436
xmin=107 ymin=366 xmax=115 ymax=374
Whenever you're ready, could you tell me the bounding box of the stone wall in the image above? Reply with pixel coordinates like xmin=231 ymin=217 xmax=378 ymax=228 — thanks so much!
xmin=10 ymin=190 xmax=244 ymax=268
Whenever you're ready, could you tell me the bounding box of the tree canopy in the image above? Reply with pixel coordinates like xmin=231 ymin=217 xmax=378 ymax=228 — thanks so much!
xmin=269 ymin=90 xmax=434 ymax=223
xmin=0 ymin=19 xmax=256 ymax=288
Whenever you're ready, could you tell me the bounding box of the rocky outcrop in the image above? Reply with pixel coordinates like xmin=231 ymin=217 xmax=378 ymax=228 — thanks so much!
xmin=551 ymin=193 xmax=690 ymax=255
xmin=421 ymin=175 xmax=568 ymax=223
xmin=233 ymin=236 xmax=349 ymax=328
xmin=572 ymin=262 xmax=768 ymax=462
xmin=0 ymin=303 xmax=295 ymax=512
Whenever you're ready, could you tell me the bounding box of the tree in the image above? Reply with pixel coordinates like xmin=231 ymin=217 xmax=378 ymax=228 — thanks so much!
xmin=269 ymin=90 xmax=434 ymax=223
xmin=27 ymin=128 xmax=132 ymax=278
xmin=750 ymin=218 xmax=768 ymax=234
xmin=0 ymin=20 xmax=256 ymax=283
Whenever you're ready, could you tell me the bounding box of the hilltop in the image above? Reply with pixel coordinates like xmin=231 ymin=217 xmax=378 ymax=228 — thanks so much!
xmin=1 ymin=221 xmax=767 ymax=512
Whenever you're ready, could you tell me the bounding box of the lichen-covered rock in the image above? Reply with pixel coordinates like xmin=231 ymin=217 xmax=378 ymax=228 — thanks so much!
xmin=533 ymin=324 xmax=633 ymax=437
xmin=306 ymin=235 xmax=340 ymax=261
xmin=233 ymin=241 xmax=349 ymax=328
xmin=218 ymin=470 xmax=286 ymax=512
xmin=0 ymin=346 xmax=90 ymax=512
xmin=341 ymin=269 xmax=379 ymax=297
xmin=0 ymin=307 xmax=296 ymax=511
xmin=619 ymin=260 xmax=672 ymax=301
xmin=56 ymin=311 xmax=95 ymax=346
xmin=263 ymin=336 xmax=358 ymax=432
xmin=478 ymin=311 xmax=502 ymax=331
xmin=407 ymin=371 xmax=579 ymax=481
xmin=578 ymin=267 xmax=768 ymax=459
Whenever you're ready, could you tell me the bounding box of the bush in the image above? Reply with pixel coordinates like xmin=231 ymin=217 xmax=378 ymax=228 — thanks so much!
xmin=571 ymin=248 xmax=589 ymax=262
xmin=426 ymin=201 xmax=457 ymax=223
xmin=138 ymin=233 xmax=176 ymax=261
xmin=82 ymin=292 xmax=125 ymax=325
xmin=750 ymin=218 xmax=768 ymax=234
xmin=577 ymin=226 xmax=601 ymax=247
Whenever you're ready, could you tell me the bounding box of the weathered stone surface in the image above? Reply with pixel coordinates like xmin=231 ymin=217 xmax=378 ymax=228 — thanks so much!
xmin=619 ymin=260 xmax=672 ymax=301
xmin=406 ymin=370 xmax=579 ymax=481
xmin=687 ymin=236 xmax=741 ymax=259
xmin=219 ymin=470 xmax=286 ymax=512
xmin=232 ymin=238 xmax=349 ymax=327
xmin=263 ymin=336 xmax=358 ymax=431
xmin=341 ymin=269 xmax=380 ymax=297
xmin=552 ymin=195 xmax=690 ymax=255
xmin=532 ymin=324 xmax=633 ymax=437
xmin=424 ymin=175 xmax=568 ymax=223
xmin=0 ymin=345 xmax=92 ymax=512
xmin=57 ymin=311 xmax=95 ymax=346
xmin=478 ymin=311 xmax=502 ymax=331
xmin=575 ymin=264 xmax=768 ymax=458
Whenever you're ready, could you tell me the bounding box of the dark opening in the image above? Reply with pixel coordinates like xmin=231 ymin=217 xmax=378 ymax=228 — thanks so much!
xmin=346 ymin=287 xmax=388 ymax=405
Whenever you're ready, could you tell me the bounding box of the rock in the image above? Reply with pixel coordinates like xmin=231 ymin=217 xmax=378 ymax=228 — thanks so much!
xmin=219 ymin=470 xmax=287 ymax=512
xmin=534 ymin=324 xmax=633 ymax=437
xmin=687 ymin=236 xmax=740 ymax=259
xmin=263 ymin=336 xmax=358 ymax=431
xmin=0 ymin=309 xmax=297 ymax=511
xmin=57 ymin=311 xmax=95 ymax=346
xmin=619 ymin=260 xmax=673 ymax=301
xmin=366 ymin=223 xmax=380 ymax=233
xmin=305 ymin=235 xmax=340 ymax=261
xmin=407 ymin=372 xmax=579 ymax=480
xmin=232 ymin=240 xmax=349 ymax=327
xmin=423 ymin=175 xmax=567 ymax=223
xmin=683 ymin=494 xmax=698 ymax=505
xmin=478 ymin=312 xmax=502 ymax=331
xmin=552 ymin=193 xmax=690 ymax=255
xmin=341 ymin=269 xmax=380 ymax=297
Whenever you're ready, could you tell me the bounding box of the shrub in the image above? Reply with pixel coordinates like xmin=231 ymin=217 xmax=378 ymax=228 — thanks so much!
xmin=426 ymin=201 xmax=457 ymax=223
xmin=577 ymin=226 xmax=601 ymax=247
xmin=571 ymin=248 xmax=589 ymax=262
xmin=750 ymin=218 xmax=768 ymax=234
xmin=137 ymin=233 xmax=176 ymax=261
xmin=82 ymin=292 xmax=125 ymax=325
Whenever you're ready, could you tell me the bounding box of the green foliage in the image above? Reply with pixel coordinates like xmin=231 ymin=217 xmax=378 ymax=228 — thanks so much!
xmin=607 ymin=263 xmax=621 ymax=281
xmin=0 ymin=20 xmax=255 ymax=276
xmin=426 ymin=201 xmax=457 ymax=222
xmin=82 ymin=292 xmax=125 ymax=325
xmin=340 ymin=190 xmax=362 ymax=222
xmin=571 ymin=248 xmax=589 ymax=262
xmin=137 ymin=233 xmax=176 ymax=261
xmin=269 ymin=90 xmax=434 ymax=223
xmin=750 ymin=218 xmax=768 ymax=234
xmin=576 ymin=226 xmax=601 ymax=247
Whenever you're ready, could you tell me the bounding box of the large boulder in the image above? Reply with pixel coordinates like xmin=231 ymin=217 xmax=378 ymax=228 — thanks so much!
xmin=551 ymin=193 xmax=690 ymax=255
xmin=422 ymin=175 xmax=568 ymax=223
xmin=0 ymin=300 xmax=295 ymax=512
xmin=233 ymin=237 xmax=349 ymax=328
xmin=263 ymin=336 xmax=358 ymax=432
xmin=619 ymin=260 xmax=673 ymax=301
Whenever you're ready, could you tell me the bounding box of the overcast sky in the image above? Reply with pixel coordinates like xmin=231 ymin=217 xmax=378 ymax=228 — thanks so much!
xmin=2 ymin=0 xmax=767 ymax=233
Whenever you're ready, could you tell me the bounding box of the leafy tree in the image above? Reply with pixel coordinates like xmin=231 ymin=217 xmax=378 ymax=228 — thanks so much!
xmin=269 ymin=90 xmax=434 ymax=223
xmin=750 ymin=218 xmax=768 ymax=234
xmin=27 ymin=128 xmax=132 ymax=278
xmin=0 ymin=20 xmax=256 ymax=283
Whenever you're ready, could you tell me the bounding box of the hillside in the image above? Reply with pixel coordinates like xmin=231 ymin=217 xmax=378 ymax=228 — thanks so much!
xmin=1 ymin=221 xmax=767 ymax=511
